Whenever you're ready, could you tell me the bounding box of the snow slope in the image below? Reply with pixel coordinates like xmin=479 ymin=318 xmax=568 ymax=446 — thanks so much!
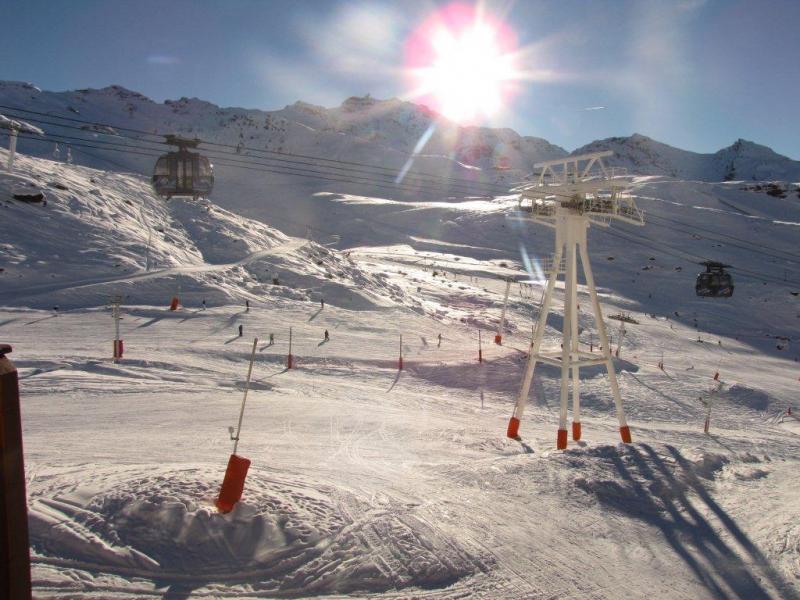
xmin=0 ymin=151 xmax=419 ymax=312
xmin=1 ymin=117 xmax=799 ymax=597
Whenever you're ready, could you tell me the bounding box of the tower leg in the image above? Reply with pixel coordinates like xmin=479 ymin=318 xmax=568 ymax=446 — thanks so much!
xmin=557 ymin=239 xmax=574 ymax=449
xmin=578 ymin=242 xmax=631 ymax=443
xmin=570 ymin=241 xmax=581 ymax=441
xmin=507 ymin=246 xmax=563 ymax=439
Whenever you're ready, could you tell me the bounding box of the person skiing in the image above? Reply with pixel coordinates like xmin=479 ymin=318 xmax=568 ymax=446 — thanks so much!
xmin=269 ymin=332 xmax=275 ymax=345
xmin=437 ymin=333 xmax=442 ymax=348
xmin=202 ymin=299 xmax=206 ymax=310
xmin=238 ymin=324 xmax=243 ymax=337
xmin=324 ymin=329 xmax=329 ymax=342
xmin=245 ymin=300 xmax=250 ymax=312
xmin=321 ymin=298 xmax=325 ymax=309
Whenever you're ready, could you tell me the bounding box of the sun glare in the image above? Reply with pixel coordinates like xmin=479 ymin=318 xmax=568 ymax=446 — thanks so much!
xmin=405 ymin=4 xmax=520 ymax=124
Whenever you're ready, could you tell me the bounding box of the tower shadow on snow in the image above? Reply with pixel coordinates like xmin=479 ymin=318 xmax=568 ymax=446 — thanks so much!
xmin=583 ymin=444 xmax=796 ymax=600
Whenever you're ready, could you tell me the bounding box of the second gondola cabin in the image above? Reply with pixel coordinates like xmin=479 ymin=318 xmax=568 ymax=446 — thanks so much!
xmin=696 ymin=261 xmax=734 ymax=298
xmin=152 ymin=135 xmax=214 ymax=200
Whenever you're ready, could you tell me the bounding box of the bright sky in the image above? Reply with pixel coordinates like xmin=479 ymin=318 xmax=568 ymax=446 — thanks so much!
xmin=2 ymin=0 xmax=799 ymax=158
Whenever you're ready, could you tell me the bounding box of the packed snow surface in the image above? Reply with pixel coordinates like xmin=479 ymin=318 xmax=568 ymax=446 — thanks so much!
xmin=1 ymin=148 xmax=799 ymax=598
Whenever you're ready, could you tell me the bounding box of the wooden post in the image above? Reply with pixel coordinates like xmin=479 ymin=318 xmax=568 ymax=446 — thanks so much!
xmin=0 ymin=344 xmax=32 ymax=599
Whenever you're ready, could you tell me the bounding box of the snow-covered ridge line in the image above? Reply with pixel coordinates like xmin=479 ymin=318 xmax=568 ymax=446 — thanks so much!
xmin=3 ymin=81 xmax=799 ymax=183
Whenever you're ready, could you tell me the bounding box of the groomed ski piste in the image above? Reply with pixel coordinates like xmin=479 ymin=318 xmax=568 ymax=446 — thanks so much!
xmin=2 ymin=146 xmax=800 ymax=599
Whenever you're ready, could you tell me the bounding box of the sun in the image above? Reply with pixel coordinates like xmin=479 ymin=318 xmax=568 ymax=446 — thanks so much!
xmin=405 ymin=4 xmax=520 ymax=124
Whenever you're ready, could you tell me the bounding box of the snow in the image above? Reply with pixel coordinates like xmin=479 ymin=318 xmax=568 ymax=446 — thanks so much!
xmin=1 ymin=90 xmax=799 ymax=598
xmin=0 ymin=113 xmax=44 ymax=135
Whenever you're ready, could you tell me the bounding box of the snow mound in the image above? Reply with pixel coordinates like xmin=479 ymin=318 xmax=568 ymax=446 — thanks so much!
xmin=29 ymin=466 xmax=487 ymax=595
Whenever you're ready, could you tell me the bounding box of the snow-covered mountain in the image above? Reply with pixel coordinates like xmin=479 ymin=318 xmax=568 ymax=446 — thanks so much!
xmin=3 ymin=81 xmax=798 ymax=194
xmin=574 ymin=133 xmax=800 ymax=182
xmin=0 ymin=81 xmax=564 ymax=183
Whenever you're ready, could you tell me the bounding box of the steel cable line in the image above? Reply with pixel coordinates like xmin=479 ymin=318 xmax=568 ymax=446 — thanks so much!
xmin=0 ymin=103 xmax=513 ymax=196
xmin=1 ymin=111 xmax=511 ymax=198
xmin=598 ymin=226 xmax=800 ymax=287
xmin=8 ymin=130 xmax=500 ymax=199
xmin=609 ymin=224 xmax=800 ymax=286
xmin=644 ymin=214 xmax=800 ymax=269
xmin=645 ymin=211 xmax=800 ymax=262
xmin=9 ymin=105 xmax=799 ymax=278
xmin=0 ymin=110 xmax=510 ymax=197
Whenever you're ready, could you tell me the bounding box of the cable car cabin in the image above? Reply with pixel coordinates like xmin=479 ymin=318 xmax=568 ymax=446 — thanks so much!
xmin=695 ymin=261 xmax=734 ymax=298
xmin=152 ymin=136 xmax=214 ymax=200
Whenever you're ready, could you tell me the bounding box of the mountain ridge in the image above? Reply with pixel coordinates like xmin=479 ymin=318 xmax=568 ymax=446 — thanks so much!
xmin=1 ymin=81 xmax=799 ymax=183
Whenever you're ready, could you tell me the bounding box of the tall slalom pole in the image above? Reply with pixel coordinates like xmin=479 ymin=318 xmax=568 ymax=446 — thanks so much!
xmin=287 ymin=326 xmax=293 ymax=369
xmin=217 ymin=338 xmax=258 ymax=513
xmin=495 ymin=279 xmax=512 ymax=345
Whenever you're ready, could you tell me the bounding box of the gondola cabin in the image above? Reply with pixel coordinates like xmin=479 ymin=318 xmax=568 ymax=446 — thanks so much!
xmin=152 ymin=135 xmax=214 ymax=200
xmin=695 ymin=261 xmax=734 ymax=298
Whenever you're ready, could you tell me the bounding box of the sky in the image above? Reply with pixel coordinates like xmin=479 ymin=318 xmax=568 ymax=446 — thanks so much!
xmin=2 ymin=0 xmax=799 ymax=158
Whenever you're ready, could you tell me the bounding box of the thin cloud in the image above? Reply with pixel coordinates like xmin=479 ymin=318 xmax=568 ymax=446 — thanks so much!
xmin=581 ymin=106 xmax=607 ymax=111
xmin=147 ymin=55 xmax=180 ymax=65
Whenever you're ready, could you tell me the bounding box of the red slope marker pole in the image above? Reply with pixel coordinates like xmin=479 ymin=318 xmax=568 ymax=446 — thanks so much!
xmin=287 ymin=326 xmax=293 ymax=369
xmin=0 ymin=344 xmax=32 ymax=599
xmin=495 ymin=278 xmax=511 ymax=345
xmin=112 ymin=296 xmax=123 ymax=363
xmin=216 ymin=338 xmax=258 ymax=514
xmin=398 ymin=334 xmax=403 ymax=370
xmin=478 ymin=329 xmax=483 ymax=363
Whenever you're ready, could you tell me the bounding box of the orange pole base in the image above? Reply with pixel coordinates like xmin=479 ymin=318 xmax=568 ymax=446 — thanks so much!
xmin=572 ymin=421 xmax=581 ymax=441
xmin=216 ymin=454 xmax=251 ymax=514
xmin=557 ymin=428 xmax=568 ymax=449
xmin=398 ymin=357 xmax=403 ymax=370
xmin=494 ymin=334 xmax=502 ymax=345
xmin=478 ymin=350 xmax=482 ymax=363
xmin=287 ymin=354 xmax=293 ymax=369
xmin=169 ymin=297 xmax=179 ymax=311
xmin=506 ymin=417 xmax=520 ymax=439
xmin=620 ymin=425 xmax=632 ymax=443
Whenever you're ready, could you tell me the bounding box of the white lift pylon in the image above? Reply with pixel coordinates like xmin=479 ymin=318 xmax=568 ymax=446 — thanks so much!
xmin=506 ymin=151 xmax=644 ymax=449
